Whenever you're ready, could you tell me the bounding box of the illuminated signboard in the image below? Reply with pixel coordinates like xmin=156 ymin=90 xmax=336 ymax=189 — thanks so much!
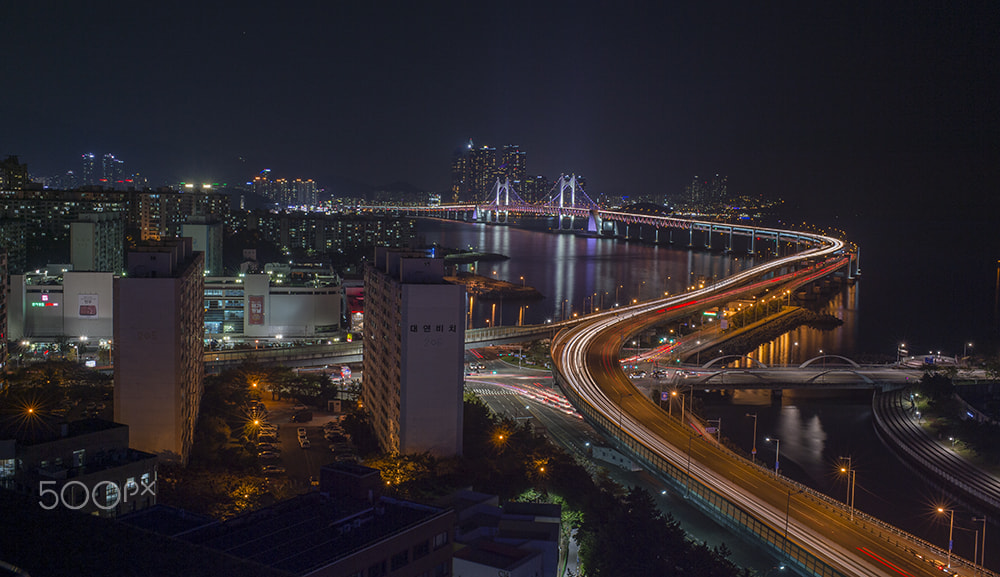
xmin=32 ymin=294 xmax=59 ymax=307
xmin=248 ymin=295 xmax=264 ymax=325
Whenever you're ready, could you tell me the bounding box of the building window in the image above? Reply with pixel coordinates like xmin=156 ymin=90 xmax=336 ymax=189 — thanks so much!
xmin=106 ymin=481 xmax=120 ymax=508
xmin=0 ymin=459 xmax=14 ymax=479
xmin=413 ymin=539 xmax=429 ymax=559
xmin=434 ymin=562 xmax=449 ymax=577
xmin=390 ymin=550 xmax=409 ymax=571
xmin=432 ymin=531 xmax=448 ymax=550
xmin=72 ymin=449 xmax=85 ymax=467
xmin=367 ymin=560 xmax=386 ymax=577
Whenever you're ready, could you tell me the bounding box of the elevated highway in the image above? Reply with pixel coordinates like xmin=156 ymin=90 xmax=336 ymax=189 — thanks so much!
xmin=550 ymin=232 xmax=989 ymax=576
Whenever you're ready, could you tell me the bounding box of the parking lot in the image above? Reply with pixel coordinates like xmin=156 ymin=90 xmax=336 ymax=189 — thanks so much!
xmin=253 ymin=397 xmax=356 ymax=490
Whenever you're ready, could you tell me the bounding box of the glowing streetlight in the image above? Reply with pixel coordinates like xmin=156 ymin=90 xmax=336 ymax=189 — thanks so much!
xmin=766 ymin=437 xmax=780 ymax=474
xmin=838 ymin=456 xmax=856 ymax=520
xmin=937 ymin=507 xmax=955 ymax=569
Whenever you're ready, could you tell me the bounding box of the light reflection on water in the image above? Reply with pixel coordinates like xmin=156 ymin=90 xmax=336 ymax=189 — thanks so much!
xmin=421 ymin=218 xmax=1000 ymax=570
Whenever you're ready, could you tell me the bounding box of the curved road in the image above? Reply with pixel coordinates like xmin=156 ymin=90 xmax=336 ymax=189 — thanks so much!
xmin=551 ymin=235 xmax=986 ymax=576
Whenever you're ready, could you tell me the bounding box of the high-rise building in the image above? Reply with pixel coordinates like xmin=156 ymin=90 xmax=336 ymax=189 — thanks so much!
xmin=520 ymin=174 xmax=551 ymax=203
xmin=363 ymin=248 xmax=465 ymax=456
xmin=181 ymin=219 xmax=224 ymax=275
xmin=81 ymin=153 xmax=97 ymax=186
xmin=500 ymin=144 xmax=527 ymax=188
xmin=685 ymin=174 xmax=728 ymax=205
xmin=0 ymin=249 xmax=6 ymax=382
xmin=70 ymin=212 xmax=125 ymax=273
xmin=114 ymin=238 xmax=205 ymax=463
xmin=450 ymin=141 xmax=528 ymax=202
xmin=293 ymin=178 xmax=318 ymax=206
xmin=0 ymin=156 xmax=29 ymax=191
xmin=102 ymin=154 xmax=126 ymax=189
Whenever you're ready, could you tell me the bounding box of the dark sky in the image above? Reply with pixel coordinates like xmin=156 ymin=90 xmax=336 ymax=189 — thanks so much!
xmin=2 ymin=2 xmax=998 ymax=217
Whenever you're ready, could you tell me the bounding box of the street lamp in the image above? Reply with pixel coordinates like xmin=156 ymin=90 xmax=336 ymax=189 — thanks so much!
xmin=964 ymin=342 xmax=973 ymax=359
xmin=973 ymin=515 xmax=987 ymax=572
xmin=838 ymin=456 xmax=856 ymax=520
xmin=617 ymin=391 xmax=634 ymax=433
xmin=746 ymin=412 xmax=758 ymax=463
xmin=766 ymin=437 xmax=780 ymax=474
xmin=783 ymin=489 xmax=805 ymax=560
xmin=615 ymin=284 xmax=623 ymax=306
xmin=937 ymin=507 xmax=955 ymax=569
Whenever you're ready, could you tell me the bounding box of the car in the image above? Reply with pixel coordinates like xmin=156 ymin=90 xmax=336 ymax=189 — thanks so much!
xmin=299 ymin=438 xmax=311 ymax=449
xmin=257 ymin=443 xmax=279 ymax=452
xmin=309 ymin=476 xmax=320 ymax=487
xmin=259 ymin=434 xmax=278 ymax=443
xmin=259 ymin=451 xmax=280 ymax=460
xmin=261 ymin=465 xmax=286 ymax=475
xmin=325 ymin=432 xmax=347 ymax=443
xmin=297 ymin=427 xmax=307 ymax=437
xmin=292 ymin=404 xmax=307 ymax=411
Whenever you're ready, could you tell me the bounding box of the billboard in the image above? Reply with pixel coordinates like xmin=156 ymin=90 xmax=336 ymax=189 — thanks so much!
xmin=248 ymin=295 xmax=265 ymax=325
xmin=78 ymin=294 xmax=98 ymax=318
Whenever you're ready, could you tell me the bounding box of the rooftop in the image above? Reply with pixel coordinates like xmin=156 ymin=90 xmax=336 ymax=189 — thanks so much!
xmin=179 ymin=492 xmax=449 ymax=575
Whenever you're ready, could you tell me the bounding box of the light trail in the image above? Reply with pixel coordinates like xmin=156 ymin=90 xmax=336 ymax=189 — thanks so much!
xmin=550 ymin=231 xmax=976 ymax=576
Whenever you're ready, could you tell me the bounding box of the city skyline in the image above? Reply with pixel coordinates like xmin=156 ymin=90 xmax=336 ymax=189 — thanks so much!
xmin=3 ymin=4 xmax=997 ymax=219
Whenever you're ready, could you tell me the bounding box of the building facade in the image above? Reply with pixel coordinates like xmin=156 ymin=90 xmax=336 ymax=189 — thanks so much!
xmin=70 ymin=212 xmax=126 ymax=273
xmin=0 ymin=418 xmax=158 ymax=517
xmin=114 ymin=239 xmax=205 ymax=463
xmin=363 ymin=248 xmax=465 ymax=457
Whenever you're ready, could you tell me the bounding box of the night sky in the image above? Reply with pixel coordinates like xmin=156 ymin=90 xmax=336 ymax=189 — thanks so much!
xmin=3 ymin=3 xmax=996 ymax=210
xmin=4 ymin=3 xmax=1000 ymax=350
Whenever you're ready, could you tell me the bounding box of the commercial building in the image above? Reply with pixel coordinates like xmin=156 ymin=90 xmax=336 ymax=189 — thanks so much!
xmin=205 ymin=265 xmax=343 ymax=339
xmin=0 ymin=418 xmax=158 ymax=517
xmin=114 ymin=239 xmax=204 ymax=463
xmin=363 ymin=248 xmax=465 ymax=457
xmin=7 ymin=264 xmax=343 ymax=346
xmin=8 ymin=270 xmax=114 ymax=342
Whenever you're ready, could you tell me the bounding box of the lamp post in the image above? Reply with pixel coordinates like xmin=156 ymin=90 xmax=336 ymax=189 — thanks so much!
xmin=838 ymin=456 xmax=856 ymax=520
xmin=937 ymin=507 xmax=955 ymax=569
xmin=973 ymin=515 xmax=987 ymax=572
xmin=615 ymin=284 xmax=623 ymax=306
xmin=766 ymin=437 xmax=780 ymax=474
xmin=746 ymin=412 xmax=758 ymax=463
xmin=617 ymin=391 xmax=634 ymax=433
xmin=783 ymin=489 xmax=805 ymax=560
xmin=965 ymin=342 xmax=973 ymax=359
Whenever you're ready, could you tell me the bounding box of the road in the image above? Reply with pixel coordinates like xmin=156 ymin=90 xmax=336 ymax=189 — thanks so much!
xmin=550 ymin=235 xmax=991 ymax=576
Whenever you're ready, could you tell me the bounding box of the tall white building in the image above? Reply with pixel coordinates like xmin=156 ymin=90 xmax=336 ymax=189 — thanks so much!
xmin=114 ymin=238 xmax=204 ymax=464
xmin=363 ymin=248 xmax=465 ymax=456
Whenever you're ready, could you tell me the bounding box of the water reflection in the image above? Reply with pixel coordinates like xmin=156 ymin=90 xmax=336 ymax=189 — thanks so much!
xmin=419 ymin=218 xmax=760 ymax=329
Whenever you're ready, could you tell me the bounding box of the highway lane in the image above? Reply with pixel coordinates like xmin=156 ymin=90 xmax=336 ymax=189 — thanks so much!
xmin=551 ymin=233 xmax=990 ymax=577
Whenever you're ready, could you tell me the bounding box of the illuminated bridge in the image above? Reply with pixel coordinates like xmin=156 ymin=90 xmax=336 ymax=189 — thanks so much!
xmin=361 ymin=175 xmax=860 ymax=270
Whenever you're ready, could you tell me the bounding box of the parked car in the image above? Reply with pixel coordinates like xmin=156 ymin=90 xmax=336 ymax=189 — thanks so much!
xmin=261 ymin=465 xmax=286 ymax=475
xmin=257 ymin=443 xmax=279 ymax=452
xmin=259 ymin=451 xmax=280 ymax=460
xmin=297 ymin=427 xmax=308 ymax=437
xmin=292 ymin=404 xmax=307 ymax=411
xmin=299 ymin=438 xmax=311 ymax=449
